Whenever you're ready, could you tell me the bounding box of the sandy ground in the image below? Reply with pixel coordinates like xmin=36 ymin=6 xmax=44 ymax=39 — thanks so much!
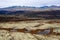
xmin=0 ymin=20 xmax=60 ymax=40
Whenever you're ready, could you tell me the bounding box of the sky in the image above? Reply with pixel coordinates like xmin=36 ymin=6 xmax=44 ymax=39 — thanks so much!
xmin=0 ymin=0 xmax=60 ymax=8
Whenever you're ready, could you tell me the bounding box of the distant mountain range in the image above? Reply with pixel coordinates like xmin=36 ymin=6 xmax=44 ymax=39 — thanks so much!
xmin=0 ymin=5 xmax=60 ymax=21
xmin=40 ymin=5 xmax=60 ymax=8
xmin=0 ymin=5 xmax=60 ymax=11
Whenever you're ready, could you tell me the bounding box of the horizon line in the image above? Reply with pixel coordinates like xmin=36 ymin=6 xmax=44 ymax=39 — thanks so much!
xmin=0 ymin=5 xmax=60 ymax=8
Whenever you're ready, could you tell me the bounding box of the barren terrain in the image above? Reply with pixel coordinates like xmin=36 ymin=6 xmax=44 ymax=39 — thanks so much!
xmin=0 ymin=20 xmax=60 ymax=40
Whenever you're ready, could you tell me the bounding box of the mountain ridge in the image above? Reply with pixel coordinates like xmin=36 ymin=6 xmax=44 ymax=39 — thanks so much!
xmin=0 ymin=5 xmax=60 ymax=21
xmin=0 ymin=5 xmax=60 ymax=11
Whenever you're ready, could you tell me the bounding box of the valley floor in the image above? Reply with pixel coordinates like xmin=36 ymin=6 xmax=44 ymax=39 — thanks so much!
xmin=0 ymin=20 xmax=60 ymax=40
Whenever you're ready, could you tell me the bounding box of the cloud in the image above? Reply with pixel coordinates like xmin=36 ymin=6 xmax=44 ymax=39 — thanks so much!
xmin=0 ymin=0 xmax=60 ymax=8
